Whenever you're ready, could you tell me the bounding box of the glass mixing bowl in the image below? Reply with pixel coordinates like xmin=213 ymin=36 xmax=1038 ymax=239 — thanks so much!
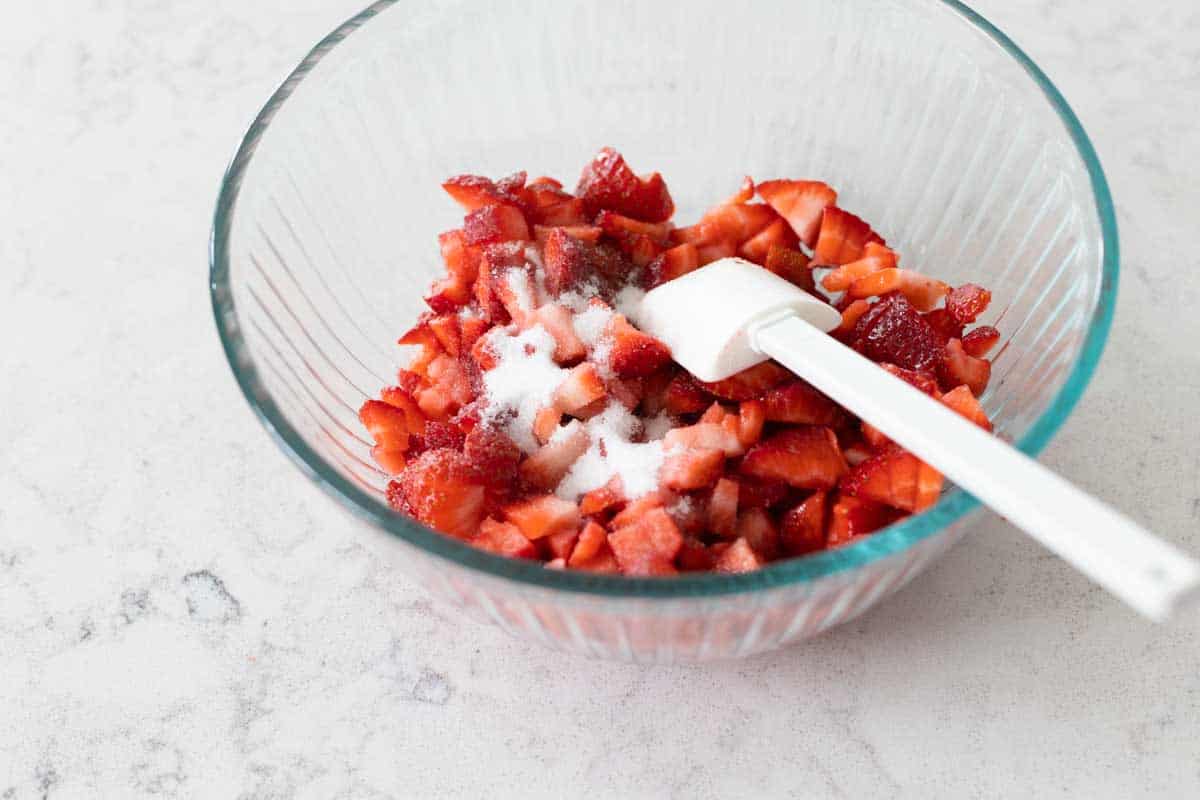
xmin=210 ymin=0 xmax=1117 ymax=662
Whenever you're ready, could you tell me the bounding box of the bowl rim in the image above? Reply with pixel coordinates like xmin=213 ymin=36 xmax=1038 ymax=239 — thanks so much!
xmin=210 ymin=0 xmax=1119 ymax=600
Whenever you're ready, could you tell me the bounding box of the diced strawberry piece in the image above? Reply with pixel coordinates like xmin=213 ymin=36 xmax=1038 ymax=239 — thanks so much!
xmin=609 ymin=492 xmax=665 ymax=530
xmin=714 ymin=538 xmax=762 ymax=573
xmin=532 ymin=405 xmax=563 ymax=445
xmin=780 ymin=491 xmax=827 ymax=556
xmin=859 ymin=420 xmax=890 ymax=451
xmin=644 ymin=243 xmax=701 ymax=288
xmin=826 ymin=493 xmax=898 ymax=547
xmin=393 ymin=449 xmax=486 ymax=539
xmin=604 ymin=314 xmax=672 ymax=378
xmin=739 ymin=426 xmax=847 ymax=489
xmin=470 ymin=332 xmax=499 ymax=371
xmin=429 ymin=229 xmax=482 ymax=310
xmin=463 ymin=425 xmax=521 ymax=500
xmin=542 ymin=228 xmax=635 ymax=297
xmin=457 ymin=315 xmax=490 ymax=351
xmin=696 ymin=239 xmax=738 ymax=266
xmin=528 ymin=304 xmax=586 ymax=364
xmin=756 ymin=179 xmax=838 ymax=247
xmin=939 ymin=338 xmax=992 ymax=396
xmin=708 ymin=477 xmax=740 ymax=537
xmin=441 ymin=174 xmax=512 ymax=212
xmin=503 ymin=494 xmax=581 ymax=540
xmin=471 ymin=518 xmax=537 ymax=559
xmin=568 ymin=520 xmax=620 ymax=573
xmin=946 ymin=283 xmax=992 ymax=324
xmin=660 ymin=447 xmax=725 ymax=491
xmin=739 ymin=218 xmax=800 ymax=265
xmin=597 ymin=210 xmax=672 ymax=246
xmin=533 ymin=224 xmax=602 ymax=247
xmin=842 ymin=445 xmax=943 ymax=513
xmin=410 ymin=420 xmax=463 ymax=454
xmin=575 ymin=148 xmax=675 ymax=223
xmin=699 ymin=360 xmax=791 ymax=401
xmin=923 ymin=307 xmax=964 ymax=344
xmin=847 ymin=268 xmax=949 ymax=312
xmin=879 ymin=363 xmax=940 ymax=396
xmin=736 ymin=507 xmax=779 ymax=560
xmin=735 ymin=477 xmax=790 ymax=509
xmin=677 ymin=537 xmax=716 ymax=571
xmin=608 ymin=507 xmax=683 ymax=576
xmin=664 ymin=421 xmax=744 ymax=457
xmin=379 ymin=387 xmax=426 ymax=434
xmin=736 ymin=400 xmax=766 ymax=447
xmin=525 ymin=183 xmax=587 ymax=226
xmin=520 ymin=421 xmax=590 ymax=491
xmin=662 ymin=372 xmax=714 ymax=415
xmin=463 ymin=204 xmax=531 ymax=245
xmin=424 ymin=277 xmax=471 ymax=313
xmin=832 ymin=299 xmax=872 ymax=341
xmin=813 ymin=207 xmax=877 ymax=265
xmin=821 ymin=242 xmax=899 ymax=291
xmin=763 ymin=244 xmax=815 ymax=292
xmin=940 ymin=384 xmax=993 ymax=431
xmin=417 ymin=353 xmax=473 ymax=419
xmin=852 ymin=292 xmax=945 ymax=373
xmin=961 ymin=325 xmax=1001 ymax=358
xmin=424 ymin=314 xmax=460 ymax=357
xmin=760 ymin=380 xmax=842 ymax=426
xmin=553 ymin=362 xmax=607 ymax=415
xmin=580 ymin=478 xmax=625 ymax=517
xmin=473 ymin=241 xmax=528 ymax=323
xmin=543 ymin=527 xmax=579 ymax=561
xmin=529 ymin=176 xmax=562 ymax=189
xmin=608 ymin=376 xmax=644 ymax=411
xmin=679 ymin=203 xmax=777 ymax=246
xmin=360 ymin=399 xmax=412 ymax=474
xmin=722 ymin=176 xmax=755 ymax=205
xmin=698 ymin=402 xmax=726 ymax=424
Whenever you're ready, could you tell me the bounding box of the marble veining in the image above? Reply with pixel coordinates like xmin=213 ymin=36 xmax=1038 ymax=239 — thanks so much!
xmin=2 ymin=1 xmax=1199 ymax=797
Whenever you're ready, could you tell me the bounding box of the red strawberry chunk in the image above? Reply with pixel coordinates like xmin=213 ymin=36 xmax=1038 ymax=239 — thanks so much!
xmin=568 ymin=521 xmax=620 ymax=573
xmin=662 ymin=372 xmax=714 ymax=415
xmin=847 ymin=268 xmax=949 ymax=312
xmin=644 ymin=243 xmax=701 ymax=288
xmin=961 ymin=325 xmax=1001 ymax=358
xmin=780 ymin=491 xmax=828 ymax=556
xmin=525 ymin=183 xmax=587 ymax=226
xmin=677 ymin=537 xmax=716 ymax=571
xmin=842 ymin=445 xmax=943 ymax=513
xmin=576 ymin=148 xmax=675 ymax=223
xmin=661 ymin=447 xmax=725 ymax=491
xmin=852 ymin=292 xmax=945 ymax=373
xmin=940 ymin=384 xmax=993 ymax=431
xmin=682 ymin=203 xmax=778 ymax=246
xmin=604 ymin=314 xmax=672 ymax=378
xmin=442 ymin=174 xmax=517 ymax=212
xmin=543 ymin=527 xmax=580 ymax=561
xmin=609 ymin=492 xmax=665 ymax=530
xmin=596 ymin=210 xmax=672 ymax=246
xmin=708 ymin=477 xmax=740 ymax=537
xmin=879 ymin=363 xmax=941 ymax=396
xmin=821 ymin=242 xmax=898 ymax=292
xmin=739 ymin=426 xmax=847 ymax=489
xmin=542 ymin=228 xmax=635 ymax=297
xmin=756 ymin=179 xmax=838 ymax=247
xmin=520 ymin=421 xmax=590 ymax=491
xmin=360 ymin=399 xmax=412 ymax=474
xmin=722 ymin=176 xmax=755 ymax=205
xmin=664 ymin=421 xmax=744 ymax=457
xmin=463 ymin=204 xmax=531 ymax=245
xmin=736 ymin=507 xmax=779 ymax=560
xmin=736 ymin=399 xmax=766 ymax=448
xmin=696 ymin=239 xmax=738 ymax=266
xmin=760 ymin=380 xmax=842 ymax=426
xmin=553 ymin=362 xmax=607 ymax=415
xmin=714 ymin=538 xmax=762 ymax=573
xmin=527 ymin=304 xmax=586 ymax=364
xmin=580 ymin=478 xmax=625 ymax=516
xmin=763 ymin=244 xmax=815 ymax=292
xmin=471 ymin=518 xmax=536 ymax=559
xmin=736 ymin=477 xmax=791 ymax=509
xmin=739 ymin=218 xmax=800 ymax=265
xmin=608 ymin=507 xmax=683 ymax=576
xmin=826 ymin=493 xmax=898 ymax=547
xmin=533 ymin=224 xmax=602 ymax=247
xmin=504 ymin=494 xmax=581 ymax=540
xmin=463 ymin=426 xmax=521 ymax=501
xmin=393 ymin=449 xmax=486 ymax=539
xmin=474 ymin=242 xmax=529 ymax=323
xmin=813 ymin=206 xmax=878 ymax=265
xmin=832 ymin=299 xmax=872 ymax=341
xmin=946 ymin=283 xmax=992 ymax=324
xmin=939 ymin=338 xmax=992 ymax=396
xmin=699 ymin=360 xmax=791 ymax=401
xmin=378 ymin=387 xmax=426 ymax=434
xmin=532 ymin=405 xmax=563 ymax=445
xmin=923 ymin=307 xmax=965 ymax=344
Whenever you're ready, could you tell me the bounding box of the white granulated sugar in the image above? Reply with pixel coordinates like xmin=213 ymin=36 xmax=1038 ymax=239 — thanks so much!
xmin=613 ymin=283 xmax=647 ymax=319
xmin=481 ymin=325 xmax=567 ymax=453
xmin=557 ymin=281 xmax=604 ymax=313
xmin=457 ymin=305 xmax=480 ymax=320
xmin=641 ymin=411 xmax=675 ymax=442
xmin=504 ymin=267 xmax=536 ymax=315
xmin=572 ymin=302 xmax=615 ymax=349
xmin=555 ymin=403 xmax=663 ymax=501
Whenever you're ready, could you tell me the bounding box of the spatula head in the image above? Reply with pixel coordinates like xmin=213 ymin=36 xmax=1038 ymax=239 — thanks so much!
xmin=633 ymin=257 xmax=841 ymax=382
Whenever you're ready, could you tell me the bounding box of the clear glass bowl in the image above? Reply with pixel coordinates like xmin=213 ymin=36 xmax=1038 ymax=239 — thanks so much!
xmin=210 ymin=0 xmax=1117 ymax=662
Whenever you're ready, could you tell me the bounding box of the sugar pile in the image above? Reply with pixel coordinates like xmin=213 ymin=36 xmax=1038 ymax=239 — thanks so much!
xmin=555 ymin=404 xmax=665 ymax=502
xmin=479 ymin=325 xmax=567 ymax=453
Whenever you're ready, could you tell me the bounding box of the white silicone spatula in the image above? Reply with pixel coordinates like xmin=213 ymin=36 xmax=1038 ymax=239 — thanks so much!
xmin=636 ymin=258 xmax=1200 ymax=621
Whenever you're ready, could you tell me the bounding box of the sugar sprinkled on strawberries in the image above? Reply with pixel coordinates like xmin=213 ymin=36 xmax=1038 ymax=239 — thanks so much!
xmin=572 ymin=302 xmax=615 ymax=348
xmin=555 ymin=404 xmax=665 ymax=501
xmin=480 ymin=325 xmax=567 ymax=452
xmin=504 ymin=268 xmax=536 ymax=315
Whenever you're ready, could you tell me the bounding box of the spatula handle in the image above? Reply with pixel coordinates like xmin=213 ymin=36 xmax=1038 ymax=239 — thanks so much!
xmin=753 ymin=314 xmax=1200 ymax=621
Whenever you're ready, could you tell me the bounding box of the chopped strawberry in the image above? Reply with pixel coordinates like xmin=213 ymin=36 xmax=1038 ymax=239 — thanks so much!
xmin=463 ymin=425 xmax=521 ymax=503
xmin=520 ymin=421 xmax=590 ymax=490
xmin=604 ymin=314 xmax=672 ymax=378
xmin=608 ymin=376 xmax=644 ymax=411
xmin=580 ymin=478 xmax=625 ymax=516
xmin=736 ymin=477 xmax=791 ymax=509
xmin=393 ymin=449 xmax=486 ymax=539
xmin=842 ymin=445 xmax=943 ymax=513
xmin=763 ymin=244 xmax=815 ymax=292
xmin=553 ymin=362 xmax=607 ymax=415
xmin=760 ymin=380 xmax=842 ymax=426
xmin=820 ymin=242 xmax=899 ymax=292
xmin=675 ymin=203 xmax=777 ymax=247
xmin=879 ymin=363 xmax=941 ymax=396
xmin=780 ymin=491 xmax=827 ymax=556
xmin=427 ymin=229 xmax=482 ymax=311
xmin=532 ymin=405 xmax=563 ymax=445
xmin=722 ymin=176 xmax=755 ymax=205
xmin=575 ymin=148 xmax=675 ymax=223
xmin=708 ymin=477 xmax=740 ymax=537
xmin=696 ymin=239 xmax=738 ymax=266
xmin=736 ymin=507 xmax=779 ymax=561
xmin=644 ymin=243 xmax=701 ymax=287
xmin=608 ymin=507 xmax=683 ymax=576
xmin=939 ymin=338 xmax=992 ymax=396
xmin=503 ymin=494 xmax=581 ymax=540
xmin=525 ymin=183 xmax=587 ymax=226
xmin=813 ymin=207 xmax=878 ymax=265
xmin=533 ymin=224 xmax=602 ymax=246
xmin=714 ymin=538 xmax=762 ymax=573
xmin=946 ymin=283 xmax=992 ymax=324
xmin=677 ymin=537 xmax=716 ymax=571
xmin=826 ymin=493 xmax=898 ymax=547
xmin=940 ymin=384 xmax=993 ymax=431
xmin=568 ymin=521 xmax=620 ymax=573
xmin=543 ymin=527 xmax=580 ymax=561
xmin=739 ymin=218 xmax=800 ymax=265
xmin=664 ymin=421 xmax=744 ymax=457
xmin=596 ymin=210 xmax=672 ymax=246
xmin=736 ymin=399 xmax=766 ymax=448
xmin=923 ymin=307 xmax=964 ymax=344
xmin=462 ymin=204 xmax=531 ymax=245
xmin=425 ymin=314 xmax=461 ymax=357
xmin=661 ymin=447 xmax=725 ymax=491
xmin=471 ymin=518 xmax=537 ymax=559
xmin=609 ymin=492 xmax=665 ymax=530
xmin=832 ymin=299 xmax=872 ymax=341
xmin=442 ymin=174 xmax=522 ymax=212
xmin=739 ymin=426 xmax=847 ymax=489
xmin=662 ymin=372 xmax=714 ymax=415
xmin=698 ymin=360 xmax=791 ymax=401
xmin=414 ymin=419 xmax=466 ymax=455
xmin=699 ymin=402 xmax=726 ymax=424
xmin=360 ymin=399 xmax=412 ymax=474
xmin=473 ymin=241 xmax=529 ymax=323
xmin=852 ymin=292 xmax=945 ymax=373
xmin=847 ymin=268 xmax=949 ymax=312
xmin=527 ymin=304 xmax=586 ymax=363
xmin=756 ymin=179 xmax=837 ymax=247
xmin=457 ymin=315 xmax=490 ymax=351
xmin=416 ymin=353 xmax=473 ymax=419
xmin=542 ymin=228 xmax=635 ymax=296
xmin=379 ymin=387 xmax=426 ymax=434
xmin=961 ymin=325 xmax=1001 ymax=358
xmin=470 ymin=332 xmax=499 ymax=371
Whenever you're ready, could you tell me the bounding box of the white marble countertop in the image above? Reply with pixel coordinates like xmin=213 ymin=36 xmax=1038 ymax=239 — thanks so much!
xmin=3 ymin=1 xmax=1199 ymax=797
